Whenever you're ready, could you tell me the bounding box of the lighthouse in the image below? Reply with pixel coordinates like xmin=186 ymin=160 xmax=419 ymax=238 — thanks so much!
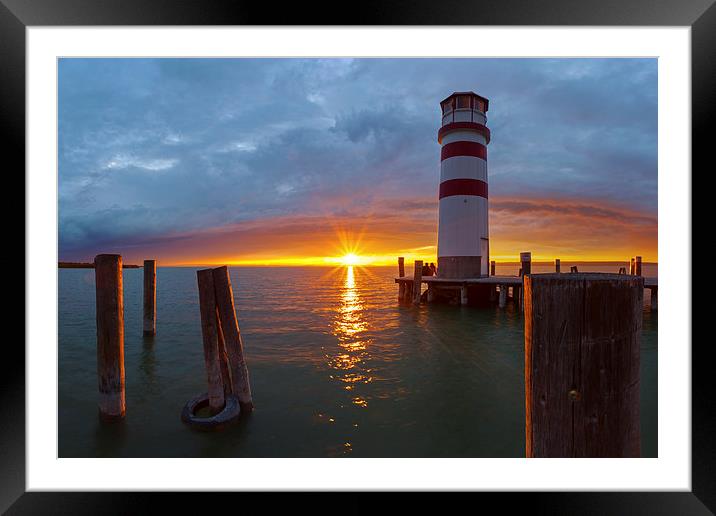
xmin=436 ymin=91 xmax=491 ymax=278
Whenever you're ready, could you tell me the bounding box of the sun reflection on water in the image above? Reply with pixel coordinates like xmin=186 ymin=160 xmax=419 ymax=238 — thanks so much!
xmin=328 ymin=266 xmax=373 ymax=406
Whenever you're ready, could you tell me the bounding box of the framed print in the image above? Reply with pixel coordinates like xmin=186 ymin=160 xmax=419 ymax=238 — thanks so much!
xmin=4 ymin=0 xmax=712 ymax=512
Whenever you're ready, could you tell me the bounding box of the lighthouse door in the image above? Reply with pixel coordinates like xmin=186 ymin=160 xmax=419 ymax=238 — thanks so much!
xmin=480 ymin=238 xmax=489 ymax=276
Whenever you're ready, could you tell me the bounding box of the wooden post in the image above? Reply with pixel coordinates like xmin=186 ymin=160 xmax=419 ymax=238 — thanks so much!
xmin=630 ymin=257 xmax=635 ymax=275
xmin=212 ymin=266 xmax=254 ymax=412
xmin=570 ymin=266 xmax=578 ymax=273
xmin=197 ymin=269 xmax=225 ymax=414
xmin=490 ymin=260 xmax=496 ymax=276
xmin=520 ymin=252 xmax=532 ymax=276
xmin=555 ymin=259 xmax=561 ymax=273
xmin=143 ymin=259 xmax=157 ymax=336
xmin=499 ymin=285 xmax=507 ymax=308
xmin=427 ymin=286 xmax=435 ymax=303
xmin=94 ymin=254 xmax=125 ymax=421
xmin=398 ymin=257 xmax=406 ymax=302
xmin=650 ymin=287 xmax=658 ymax=311
xmin=412 ymin=260 xmax=423 ymax=305
xmin=460 ymin=285 xmax=468 ymax=305
xmin=635 ymin=256 xmax=642 ymax=276
xmin=524 ymin=273 xmax=642 ymax=457
xmin=404 ymin=281 xmax=413 ymax=304
xmin=619 ymin=267 xmax=627 ymax=274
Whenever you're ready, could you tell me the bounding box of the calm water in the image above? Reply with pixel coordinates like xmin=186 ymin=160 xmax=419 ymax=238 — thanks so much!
xmin=58 ymin=263 xmax=657 ymax=457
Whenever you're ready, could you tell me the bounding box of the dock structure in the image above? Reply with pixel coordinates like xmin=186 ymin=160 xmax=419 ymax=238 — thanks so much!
xmin=395 ymin=272 xmax=658 ymax=310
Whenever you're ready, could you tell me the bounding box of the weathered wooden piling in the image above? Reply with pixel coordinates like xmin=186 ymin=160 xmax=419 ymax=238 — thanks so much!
xmin=635 ymin=256 xmax=642 ymax=276
xmin=570 ymin=265 xmax=578 ymax=273
xmin=197 ymin=269 xmax=226 ymax=414
xmin=520 ymin=252 xmax=532 ymax=276
xmin=555 ymin=259 xmax=561 ymax=273
xmin=212 ymin=266 xmax=253 ymax=413
xmin=490 ymin=260 xmax=496 ymax=276
xmin=630 ymin=257 xmax=635 ymax=275
xmin=498 ymin=285 xmax=507 ymax=308
xmin=650 ymin=287 xmax=658 ymax=311
xmin=143 ymin=259 xmax=157 ymax=336
xmin=524 ymin=273 xmax=642 ymax=457
xmin=94 ymin=254 xmax=125 ymax=422
xmin=398 ymin=257 xmax=406 ymax=302
xmin=460 ymin=285 xmax=468 ymax=305
xmin=412 ymin=260 xmax=423 ymax=305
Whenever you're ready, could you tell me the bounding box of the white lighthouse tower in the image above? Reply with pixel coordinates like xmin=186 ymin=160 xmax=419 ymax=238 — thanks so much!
xmin=436 ymin=91 xmax=491 ymax=278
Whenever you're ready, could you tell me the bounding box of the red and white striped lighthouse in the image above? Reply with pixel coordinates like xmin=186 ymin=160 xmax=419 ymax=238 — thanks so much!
xmin=436 ymin=91 xmax=491 ymax=279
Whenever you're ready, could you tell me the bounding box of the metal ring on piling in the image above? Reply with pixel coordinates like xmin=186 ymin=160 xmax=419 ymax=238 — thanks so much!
xmin=181 ymin=392 xmax=241 ymax=431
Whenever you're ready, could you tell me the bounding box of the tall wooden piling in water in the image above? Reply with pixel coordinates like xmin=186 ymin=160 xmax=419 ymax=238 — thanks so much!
xmin=524 ymin=273 xmax=642 ymax=457
xmin=196 ymin=269 xmax=225 ymax=414
xmin=412 ymin=260 xmax=423 ymax=305
xmin=94 ymin=254 xmax=125 ymax=421
xmin=212 ymin=266 xmax=253 ymax=413
xmin=143 ymin=259 xmax=157 ymax=336
xmin=490 ymin=260 xmax=496 ymax=276
xmin=398 ymin=257 xmax=406 ymax=302
xmin=630 ymin=257 xmax=635 ymax=275
xmin=635 ymin=256 xmax=642 ymax=276
xmin=555 ymin=259 xmax=561 ymax=273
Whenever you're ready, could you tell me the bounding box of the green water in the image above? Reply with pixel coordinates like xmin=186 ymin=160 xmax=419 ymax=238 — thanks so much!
xmin=58 ymin=264 xmax=657 ymax=457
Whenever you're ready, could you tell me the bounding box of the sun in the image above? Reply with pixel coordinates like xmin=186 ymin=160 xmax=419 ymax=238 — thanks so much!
xmin=341 ymin=253 xmax=360 ymax=266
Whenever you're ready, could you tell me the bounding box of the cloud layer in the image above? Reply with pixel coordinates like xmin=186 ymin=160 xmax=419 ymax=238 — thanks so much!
xmin=58 ymin=58 xmax=657 ymax=263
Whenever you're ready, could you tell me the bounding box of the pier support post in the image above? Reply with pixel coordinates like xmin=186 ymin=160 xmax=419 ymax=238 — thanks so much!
xmin=398 ymin=257 xmax=406 ymax=302
xmin=555 ymin=259 xmax=561 ymax=273
xmin=143 ymin=259 xmax=157 ymax=336
xmin=212 ymin=266 xmax=254 ymax=412
xmin=630 ymin=257 xmax=635 ymax=275
xmin=635 ymin=256 xmax=642 ymax=276
xmin=520 ymin=252 xmax=532 ymax=276
xmin=412 ymin=260 xmax=423 ymax=305
xmin=197 ymin=269 xmax=225 ymax=414
xmin=650 ymin=287 xmax=658 ymax=312
xmin=570 ymin=266 xmax=578 ymax=273
xmin=460 ymin=285 xmax=468 ymax=305
xmin=498 ymin=285 xmax=507 ymax=308
xmin=94 ymin=254 xmax=125 ymax=422
xmin=490 ymin=260 xmax=496 ymax=276
xmin=524 ymin=273 xmax=642 ymax=457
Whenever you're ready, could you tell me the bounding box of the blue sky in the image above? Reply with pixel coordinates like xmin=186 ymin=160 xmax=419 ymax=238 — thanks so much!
xmin=58 ymin=58 xmax=657 ymax=264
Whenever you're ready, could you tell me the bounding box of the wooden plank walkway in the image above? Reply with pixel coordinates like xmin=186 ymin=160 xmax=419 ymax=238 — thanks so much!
xmin=395 ymin=275 xmax=657 ymax=288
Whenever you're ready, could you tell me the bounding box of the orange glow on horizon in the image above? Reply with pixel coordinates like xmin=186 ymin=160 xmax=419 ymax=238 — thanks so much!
xmin=73 ymin=195 xmax=657 ymax=266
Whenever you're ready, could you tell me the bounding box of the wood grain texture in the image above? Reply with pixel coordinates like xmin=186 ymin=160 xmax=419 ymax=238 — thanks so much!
xmin=143 ymin=259 xmax=156 ymax=336
xmin=412 ymin=260 xmax=423 ymax=305
xmin=94 ymin=254 xmax=125 ymax=421
xmin=196 ymin=268 xmax=225 ymax=413
xmin=398 ymin=257 xmax=405 ymax=302
xmin=525 ymin=273 xmax=642 ymax=457
xmin=212 ymin=266 xmax=253 ymax=412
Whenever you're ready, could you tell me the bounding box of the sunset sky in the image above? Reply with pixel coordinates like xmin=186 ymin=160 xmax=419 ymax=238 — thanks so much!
xmin=58 ymin=58 xmax=657 ymax=265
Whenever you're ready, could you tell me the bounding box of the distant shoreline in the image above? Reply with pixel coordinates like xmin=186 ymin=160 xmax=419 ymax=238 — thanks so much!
xmin=58 ymin=262 xmax=141 ymax=269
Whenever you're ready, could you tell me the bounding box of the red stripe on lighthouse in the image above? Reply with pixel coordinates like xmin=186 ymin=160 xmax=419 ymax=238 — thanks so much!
xmin=437 ymin=122 xmax=491 ymax=144
xmin=440 ymin=141 xmax=487 ymax=161
xmin=439 ymin=178 xmax=488 ymax=199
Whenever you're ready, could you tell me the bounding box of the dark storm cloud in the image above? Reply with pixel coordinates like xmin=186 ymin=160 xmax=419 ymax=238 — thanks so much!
xmin=58 ymin=58 xmax=656 ymax=260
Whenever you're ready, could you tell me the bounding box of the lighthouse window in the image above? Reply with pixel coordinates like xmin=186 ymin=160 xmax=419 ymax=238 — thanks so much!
xmin=475 ymin=99 xmax=484 ymax=112
xmin=456 ymin=95 xmax=471 ymax=109
xmin=441 ymin=100 xmax=453 ymax=114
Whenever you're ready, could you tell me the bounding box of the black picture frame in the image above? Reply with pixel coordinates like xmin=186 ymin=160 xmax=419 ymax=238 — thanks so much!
xmin=4 ymin=0 xmax=711 ymax=513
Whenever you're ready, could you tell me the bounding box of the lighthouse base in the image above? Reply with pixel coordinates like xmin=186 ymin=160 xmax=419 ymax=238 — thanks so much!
xmin=437 ymin=256 xmax=483 ymax=279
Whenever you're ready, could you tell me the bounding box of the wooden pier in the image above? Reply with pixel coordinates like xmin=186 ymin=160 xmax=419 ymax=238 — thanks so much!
xmin=395 ymin=258 xmax=658 ymax=311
